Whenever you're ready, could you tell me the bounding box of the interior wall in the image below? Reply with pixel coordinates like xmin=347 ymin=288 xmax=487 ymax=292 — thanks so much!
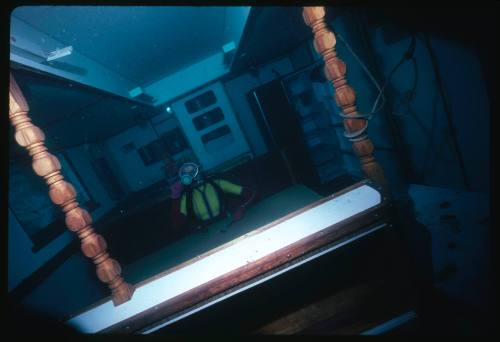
xmin=171 ymin=81 xmax=251 ymax=171
xmin=105 ymin=122 xmax=165 ymax=193
xmin=8 ymin=142 xmax=108 ymax=291
xmin=223 ymin=7 xmax=251 ymax=53
xmin=310 ymin=77 xmax=362 ymax=179
xmin=7 ymin=209 xmax=73 ymax=291
xmin=102 ymin=114 xmax=194 ymax=194
xmin=224 ymin=73 xmax=267 ymax=156
xmin=378 ymin=34 xmax=447 ymax=185
xmin=65 ymin=144 xmax=117 ymax=220
xmin=416 ymin=36 xmax=490 ymax=193
xmin=144 ymin=52 xmax=228 ymax=106
xmin=223 ymin=55 xmax=296 ymax=157
xmin=290 ymin=10 xmax=491 ymax=196
xmin=19 ymin=251 xmax=108 ymax=320
xmin=7 ymin=141 xmax=123 ymax=314
xmin=326 ymin=8 xmax=491 ymax=316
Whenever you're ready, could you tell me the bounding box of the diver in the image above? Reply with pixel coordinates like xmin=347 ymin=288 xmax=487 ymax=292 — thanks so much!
xmin=170 ymin=162 xmax=255 ymax=233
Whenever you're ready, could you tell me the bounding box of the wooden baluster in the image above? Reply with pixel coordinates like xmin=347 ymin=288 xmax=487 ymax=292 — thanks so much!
xmin=9 ymin=73 xmax=135 ymax=306
xmin=303 ymin=7 xmax=388 ymax=192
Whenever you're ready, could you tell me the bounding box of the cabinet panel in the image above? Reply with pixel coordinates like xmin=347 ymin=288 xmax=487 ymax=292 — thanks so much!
xmin=172 ymin=82 xmax=251 ymax=170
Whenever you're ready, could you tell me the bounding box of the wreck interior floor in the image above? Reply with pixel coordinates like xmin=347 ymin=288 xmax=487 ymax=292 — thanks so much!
xmin=121 ymin=184 xmax=323 ymax=285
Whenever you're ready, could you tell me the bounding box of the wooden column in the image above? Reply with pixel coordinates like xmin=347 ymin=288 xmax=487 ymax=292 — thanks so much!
xmin=303 ymin=7 xmax=388 ymax=192
xmin=9 ymin=73 xmax=134 ymax=306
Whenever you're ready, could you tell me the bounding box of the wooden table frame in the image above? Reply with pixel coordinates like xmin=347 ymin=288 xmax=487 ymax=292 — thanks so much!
xmin=66 ymin=180 xmax=389 ymax=333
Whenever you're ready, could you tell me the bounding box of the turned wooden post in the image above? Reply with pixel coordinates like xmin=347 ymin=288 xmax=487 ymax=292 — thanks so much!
xmin=9 ymin=73 xmax=134 ymax=306
xmin=303 ymin=7 xmax=388 ymax=192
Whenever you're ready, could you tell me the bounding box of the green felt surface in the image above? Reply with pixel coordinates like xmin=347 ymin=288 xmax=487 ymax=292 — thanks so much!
xmin=122 ymin=185 xmax=322 ymax=285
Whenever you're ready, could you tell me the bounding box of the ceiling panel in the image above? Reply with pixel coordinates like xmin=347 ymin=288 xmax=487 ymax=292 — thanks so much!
xmin=10 ymin=68 xmax=158 ymax=153
xmin=80 ymin=97 xmax=156 ymax=139
xmin=43 ymin=96 xmax=159 ymax=148
xmin=12 ymin=6 xmax=227 ymax=86
xmin=232 ymin=7 xmax=317 ymax=71
xmin=13 ymin=68 xmax=104 ymax=125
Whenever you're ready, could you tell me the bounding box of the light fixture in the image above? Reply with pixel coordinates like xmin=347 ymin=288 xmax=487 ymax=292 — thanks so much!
xmin=222 ymin=41 xmax=236 ymax=67
xmin=46 ymin=46 xmax=73 ymax=62
xmin=128 ymin=86 xmax=155 ymax=104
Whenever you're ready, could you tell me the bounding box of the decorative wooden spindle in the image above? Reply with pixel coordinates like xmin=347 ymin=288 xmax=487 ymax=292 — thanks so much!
xmin=303 ymin=7 xmax=388 ymax=192
xmin=9 ymin=73 xmax=135 ymax=306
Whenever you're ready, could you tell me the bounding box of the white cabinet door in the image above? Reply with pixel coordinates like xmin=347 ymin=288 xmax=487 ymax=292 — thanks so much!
xmin=172 ymin=82 xmax=250 ymax=171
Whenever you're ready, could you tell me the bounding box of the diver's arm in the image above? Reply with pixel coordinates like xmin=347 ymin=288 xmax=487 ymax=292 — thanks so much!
xmin=232 ymin=186 xmax=256 ymax=222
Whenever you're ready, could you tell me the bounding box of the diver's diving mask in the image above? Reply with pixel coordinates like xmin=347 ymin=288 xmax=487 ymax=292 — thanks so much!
xmin=179 ymin=162 xmax=200 ymax=186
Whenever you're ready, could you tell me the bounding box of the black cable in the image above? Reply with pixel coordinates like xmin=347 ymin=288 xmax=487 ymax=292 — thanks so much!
xmin=357 ymin=10 xmax=462 ymax=188
xmin=402 ymin=92 xmax=439 ymax=183
xmin=408 ymin=57 xmax=418 ymax=102
xmin=389 ymin=39 xmax=458 ymax=186
xmin=335 ymin=28 xmax=416 ymax=144
xmin=351 ymin=10 xmax=419 ymax=184
xmin=369 ymin=33 xmax=417 ymax=180
xmin=422 ymin=33 xmax=471 ymax=191
xmin=385 ymin=35 xmax=417 ymax=90
xmin=390 ymin=52 xmax=429 ymax=182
